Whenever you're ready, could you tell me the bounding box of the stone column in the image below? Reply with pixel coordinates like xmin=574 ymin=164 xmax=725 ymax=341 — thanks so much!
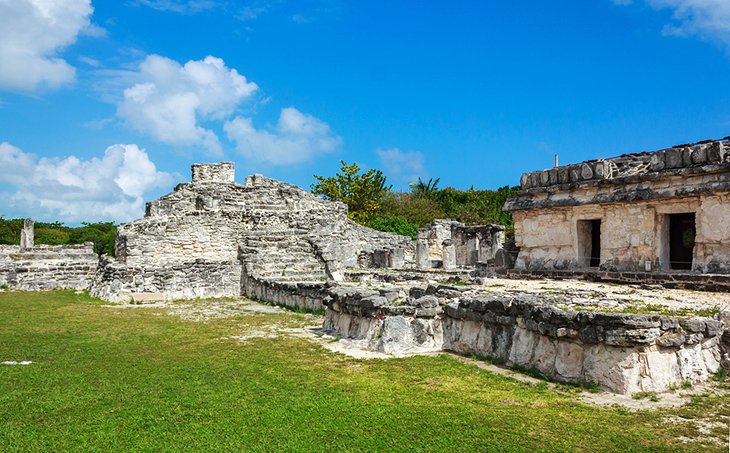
xmin=20 ymin=218 xmax=34 ymax=251
xmin=416 ymin=229 xmax=430 ymax=269
xmin=390 ymin=248 xmax=405 ymax=269
xmin=442 ymin=239 xmax=456 ymax=270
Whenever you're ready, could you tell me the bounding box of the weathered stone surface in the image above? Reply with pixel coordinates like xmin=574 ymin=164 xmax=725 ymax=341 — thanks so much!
xmin=91 ymin=164 xmax=414 ymax=300
xmin=0 ymin=243 xmax=98 ymax=291
xmin=505 ymin=140 xmax=730 ymax=274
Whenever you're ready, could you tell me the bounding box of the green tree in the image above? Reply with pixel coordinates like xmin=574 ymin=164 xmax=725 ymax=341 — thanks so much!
xmin=409 ymin=177 xmax=440 ymax=198
xmin=311 ymin=161 xmax=391 ymax=223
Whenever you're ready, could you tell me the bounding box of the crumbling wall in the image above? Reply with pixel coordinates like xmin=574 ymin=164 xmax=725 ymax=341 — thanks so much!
xmin=443 ymin=297 xmax=722 ymax=394
xmin=90 ymin=257 xmax=241 ymax=302
xmin=415 ymin=219 xmax=505 ymax=269
xmin=0 ymin=244 xmax=98 ymax=290
xmin=316 ymin=282 xmax=725 ymax=393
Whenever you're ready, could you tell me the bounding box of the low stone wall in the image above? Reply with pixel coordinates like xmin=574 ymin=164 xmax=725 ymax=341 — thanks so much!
xmin=316 ymin=282 xmax=726 ymax=394
xmin=241 ymin=271 xmax=329 ymax=312
xmin=89 ymin=257 xmax=241 ymax=302
xmin=323 ymin=286 xmax=444 ymax=355
xmin=444 ymin=296 xmax=723 ymax=394
xmin=0 ymin=244 xmax=98 ymax=290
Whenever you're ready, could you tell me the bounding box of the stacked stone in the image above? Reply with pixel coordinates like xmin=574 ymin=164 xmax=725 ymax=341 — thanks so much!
xmin=322 ymin=284 xmax=449 ymax=355
xmin=239 ymin=231 xmax=329 ymax=282
xmin=0 ymin=243 xmax=98 ymax=290
xmin=416 ymin=219 xmax=505 ymax=269
xmin=93 ymin=163 xmax=414 ymax=301
xmin=443 ymin=295 xmax=723 ymax=393
xmin=90 ymin=256 xmax=241 ymax=302
xmin=518 ymin=140 xmax=729 ymax=191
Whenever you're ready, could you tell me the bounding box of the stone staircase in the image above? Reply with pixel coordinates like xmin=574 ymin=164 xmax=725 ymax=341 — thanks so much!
xmin=239 ymin=230 xmax=328 ymax=282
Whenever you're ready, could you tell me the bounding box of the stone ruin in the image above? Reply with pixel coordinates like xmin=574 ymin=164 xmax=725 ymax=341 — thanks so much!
xmin=89 ymin=163 xmax=414 ymax=302
xmin=0 ymin=159 xmax=727 ymax=395
xmin=415 ymin=219 xmax=505 ymax=270
xmin=0 ymin=219 xmax=98 ymax=290
xmin=505 ymin=139 xmax=730 ymax=274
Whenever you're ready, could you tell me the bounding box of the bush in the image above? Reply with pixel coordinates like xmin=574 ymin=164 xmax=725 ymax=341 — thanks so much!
xmin=366 ymin=215 xmax=419 ymax=239
xmin=0 ymin=218 xmax=117 ymax=256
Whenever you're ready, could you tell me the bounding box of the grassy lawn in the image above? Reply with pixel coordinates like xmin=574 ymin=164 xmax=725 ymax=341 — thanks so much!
xmin=0 ymin=290 xmax=727 ymax=451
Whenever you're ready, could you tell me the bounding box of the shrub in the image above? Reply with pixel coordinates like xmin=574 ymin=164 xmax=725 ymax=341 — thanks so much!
xmin=366 ymin=215 xmax=419 ymax=239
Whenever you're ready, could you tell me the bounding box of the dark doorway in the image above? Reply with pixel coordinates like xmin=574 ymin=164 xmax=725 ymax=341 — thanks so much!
xmin=669 ymin=213 xmax=695 ymax=270
xmin=578 ymin=219 xmax=601 ymax=268
xmin=589 ymin=219 xmax=601 ymax=267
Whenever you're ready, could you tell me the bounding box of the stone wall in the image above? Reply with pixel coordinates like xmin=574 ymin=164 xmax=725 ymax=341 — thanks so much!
xmin=444 ymin=296 xmax=722 ymax=394
xmin=191 ymin=162 xmax=235 ymax=183
xmin=90 ymin=257 xmax=241 ymax=302
xmin=505 ymin=140 xmax=730 ymax=273
xmin=0 ymin=243 xmax=98 ymax=290
xmin=241 ymin=270 xmax=329 ymax=312
xmin=316 ymin=281 xmax=725 ymax=394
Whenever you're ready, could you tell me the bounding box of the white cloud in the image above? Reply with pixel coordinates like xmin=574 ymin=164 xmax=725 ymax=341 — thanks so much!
xmin=0 ymin=0 xmax=94 ymax=91
xmin=224 ymin=107 xmax=341 ymax=165
xmin=615 ymin=0 xmax=730 ymax=47
xmin=117 ymin=54 xmax=258 ymax=156
xmin=376 ymin=148 xmax=426 ymax=184
xmin=0 ymin=142 xmax=175 ymax=223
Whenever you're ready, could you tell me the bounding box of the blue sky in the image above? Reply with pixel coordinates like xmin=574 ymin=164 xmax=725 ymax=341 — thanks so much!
xmin=1 ymin=0 xmax=730 ymax=224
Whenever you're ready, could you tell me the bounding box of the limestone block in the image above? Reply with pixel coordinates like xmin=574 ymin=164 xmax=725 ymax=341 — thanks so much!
xmin=507 ymin=327 xmax=538 ymax=366
xmin=20 ymin=219 xmax=34 ymax=251
xmin=520 ymin=173 xmax=531 ymax=189
xmin=650 ymin=150 xmax=666 ymax=171
xmin=664 ymin=148 xmax=683 ymax=169
xmin=639 ymin=349 xmax=682 ymax=392
xmin=582 ymin=344 xmax=640 ymax=394
xmin=677 ymin=344 xmax=709 ymax=382
xmin=691 ymin=145 xmax=707 ymax=164
xmin=475 ymin=323 xmax=494 ymax=355
xmin=540 ymin=171 xmax=550 ymax=186
xmin=569 ymin=165 xmax=582 ymax=183
xmin=416 ymin=239 xmax=430 ymax=269
xmin=442 ymin=240 xmax=456 ymax=270
xmin=707 ymin=141 xmax=726 ymax=162
xmin=554 ymin=341 xmax=584 ymax=379
xmin=532 ymin=335 xmax=557 ymax=374
xmin=699 ymin=196 xmax=730 ymax=242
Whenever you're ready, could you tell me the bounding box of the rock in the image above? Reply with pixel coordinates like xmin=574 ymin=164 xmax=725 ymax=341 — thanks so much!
xmin=554 ymin=342 xmax=584 ymax=379
xmin=414 ymin=295 xmax=439 ymax=309
xmin=656 ymin=332 xmax=686 ymax=348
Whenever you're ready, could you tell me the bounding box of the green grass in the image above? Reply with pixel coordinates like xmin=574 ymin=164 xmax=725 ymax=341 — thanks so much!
xmin=0 ymin=290 xmax=728 ymax=451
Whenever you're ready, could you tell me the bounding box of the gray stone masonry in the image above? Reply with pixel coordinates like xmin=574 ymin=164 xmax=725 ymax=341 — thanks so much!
xmin=506 ymin=140 xmax=730 ymax=211
xmin=504 ymin=139 xmax=730 ymax=274
xmin=319 ymin=280 xmax=724 ymax=393
xmin=0 ymin=243 xmax=98 ymax=290
xmin=91 ymin=162 xmax=414 ymax=301
xmin=416 ymin=219 xmax=505 ymax=269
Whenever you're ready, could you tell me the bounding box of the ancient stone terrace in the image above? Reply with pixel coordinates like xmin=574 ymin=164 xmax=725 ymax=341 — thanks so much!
xmin=90 ymin=163 xmax=414 ymax=301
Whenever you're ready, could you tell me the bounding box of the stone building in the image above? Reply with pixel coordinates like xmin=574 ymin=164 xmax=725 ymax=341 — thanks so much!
xmin=90 ymin=163 xmax=414 ymax=301
xmin=415 ymin=219 xmax=505 ymax=270
xmin=504 ymin=140 xmax=730 ymax=273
